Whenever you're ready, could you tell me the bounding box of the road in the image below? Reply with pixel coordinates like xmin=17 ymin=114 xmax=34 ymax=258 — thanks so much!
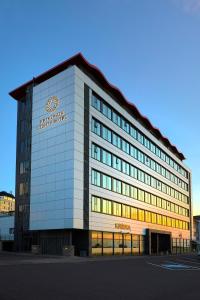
xmin=0 ymin=253 xmax=199 ymax=300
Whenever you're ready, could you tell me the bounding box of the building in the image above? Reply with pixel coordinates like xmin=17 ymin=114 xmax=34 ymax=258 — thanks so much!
xmin=9 ymin=53 xmax=192 ymax=255
xmin=193 ymin=215 xmax=200 ymax=241
xmin=0 ymin=212 xmax=15 ymax=251
xmin=0 ymin=191 xmax=15 ymax=213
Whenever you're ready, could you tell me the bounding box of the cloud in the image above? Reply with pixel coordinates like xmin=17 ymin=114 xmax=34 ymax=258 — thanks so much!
xmin=173 ymin=0 xmax=200 ymax=14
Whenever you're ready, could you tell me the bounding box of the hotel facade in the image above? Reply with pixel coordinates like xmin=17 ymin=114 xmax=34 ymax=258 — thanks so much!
xmin=10 ymin=53 xmax=192 ymax=255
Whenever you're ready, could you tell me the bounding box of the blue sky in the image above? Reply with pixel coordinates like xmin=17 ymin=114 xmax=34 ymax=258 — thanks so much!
xmin=0 ymin=0 xmax=199 ymax=214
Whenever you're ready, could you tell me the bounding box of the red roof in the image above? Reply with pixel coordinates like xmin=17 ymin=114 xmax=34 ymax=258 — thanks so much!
xmin=9 ymin=52 xmax=185 ymax=160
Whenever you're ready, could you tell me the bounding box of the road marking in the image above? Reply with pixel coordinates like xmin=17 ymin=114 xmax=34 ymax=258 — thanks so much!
xmin=147 ymin=260 xmax=200 ymax=271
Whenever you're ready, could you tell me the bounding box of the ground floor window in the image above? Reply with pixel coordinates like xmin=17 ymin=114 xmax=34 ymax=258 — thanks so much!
xmin=91 ymin=231 xmax=145 ymax=256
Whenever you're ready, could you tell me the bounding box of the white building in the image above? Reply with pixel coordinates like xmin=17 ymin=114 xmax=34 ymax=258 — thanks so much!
xmin=10 ymin=53 xmax=192 ymax=255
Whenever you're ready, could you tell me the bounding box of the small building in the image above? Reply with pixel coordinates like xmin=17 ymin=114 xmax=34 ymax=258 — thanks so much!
xmin=0 ymin=212 xmax=14 ymax=251
xmin=0 ymin=191 xmax=15 ymax=213
xmin=193 ymin=215 xmax=200 ymax=242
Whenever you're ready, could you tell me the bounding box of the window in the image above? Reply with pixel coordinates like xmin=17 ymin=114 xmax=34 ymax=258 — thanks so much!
xmin=130 ymin=186 xmax=138 ymax=199
xmin=157 ymin=197 xmax=162 ymax=208
xmin=131 ymin=207 xmax=137 ymax=220
xmin=102 ymin=103 xmax=112 ymax=119
xmin=19 ymin=182 xmax=28 ymax=196
xmin=130 ymin=126 xmax=137 ymax=139
xmin=162 ymin=216 xmax=167 ymax=226
xmin=138 ymin=152 xmax=144 ymax=163
xmin=145 ymin=174 xmax=151 ymax=186
xmin=145 ymin=211 xmax=151 ymax=223
xmin=138 ymin=209 xmax=145 ymax=221
xmin=113 ymin=179 xmax=122 ymax=194
xmin=92 ymin=196 xmax=101 ymax=212
xmin=138 ymin=190 xmax=144 ymax=202
xmin=122 ymin=140 xmax=129 ymax=154
xmin=113 ymin=156 xmax=121 ymax=171
xmin=102 ymin=174 xmax=112 ymax=190
xmin=130 ymin=146 xmax=137 ymax=159
xmin=167 ymin=217 xmax=171 ymax=227
xmin=92 ymin=119 xmax=101 ymax=136
xmin=130 ymin=166 xmax=137 ymax=179
xmin=102 ymin=126 xmax=112 ymax=142
xmin=162 ymin=199 xmax=167 ymax=210
xmin=157 ymin=214 xmax=162 ymax=225
xmin=122 ymin=183 xmax=130 ymax=197
xmin=91 ymin=144 xmax=101 ymax=161
xmin=102 ymin=150 xmax=112 ymax=166
xmin=20 ymin=161 xmax=29 ymax=174
xmin=122 ymin=205 xmax=130 ymax=218
xmin=122 ymin=161 xmax=130 ymax=175
xmin=92 ymin=94 xmax=101 ymax=111
xmin=102 ymin=199 xmax=112 ymax=214
xmin=122 ymin=119 xmax=130 ymax=133
xmin=151 ymin=195 xmax=157 ymax=206
xmin=112 ymin=111 xmax=121 ymax=126
xmin=113 ymin=202 xmax=121 ymax=216
xmin=137 ymin=132 xmax=144 ymax=144
xmin=151 ymin=213 xmax=157 ymax=224
xmin=138 ymin=170 xmax=145 ymax=183
xmin=92 ymin=170 xmax=101 ymax=187
xmin=145 ymin=192 xmax=151 ymax=204
xmin=112 ymin=133 xmax=121 ymax=148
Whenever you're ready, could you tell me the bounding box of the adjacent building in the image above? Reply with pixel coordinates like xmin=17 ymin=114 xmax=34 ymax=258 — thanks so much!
xmin=0 ymin=191 xmax=15 ymax=213
xmin=10 ymin=53 xmax=192 ymax=255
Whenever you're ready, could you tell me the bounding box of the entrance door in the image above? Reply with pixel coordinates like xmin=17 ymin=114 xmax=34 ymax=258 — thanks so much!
xmin=150 ymin=232 xmax=171 ymax=255
xmin=151 ymin=233 xmax=158 ymax=254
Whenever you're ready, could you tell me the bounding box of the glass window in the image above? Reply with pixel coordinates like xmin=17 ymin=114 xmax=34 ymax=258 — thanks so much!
xmin=92 ymin=119 xmax=101 ymax=136
xmin=114 ymin=233 xmax=123 ymax=254
xmin=130 ymin=126 xmax=137 ymax=139
xmin=171 ymin=203 xmax=175 ymax=212
xmin=92 ymin=196 xmax=101 ymax=212
xmin=145 ymin=192 xmax=151 ymax=204
xmin=122 ymin=182 xmax=130 ymax=197
xmin=162 ymin=199 xmax=167 ymax=210
xmin=145 ymin=174 xmax=151 ymax=186
xmin=102 ymin=126 xmax=112 ymax=142
xmin=150 ymin=143 xmax=156 ymax=154
xmin=151 ymin=195 xmax=157 ymax=206
xmin=102 ymin=199 xmax=112 ymax=214
xmin=113 ymin=202 xmax=121 ymax=216
xmin=122 ymin=205 xmax=130 ymax=218
xmin=157 ymin=214 xmax=162 ymax=225
xmin=145 ymin=211 xmax=151 ymax=223
xmin=122 ymin=140 xmax=130 ymax=154
xmin=167 ymin=217 xmax=171 ymax=227
xmin=166 ymin=201 xmax=171 ymax=211
xmin=112 ymin=133 xmax=121 ymax=148
xmin=151 ymin=178 xmax=157 ymax=189
xmin=130 ymin=146 xmax=137 ymax=159
xmin=138 ymin=170 xmax=145 ymax=182
xmin=138 ymin=151 xmax=144 ymax=163
xmin=91 ymin=144 xmax=101 ymax=161
xmin=138 ymin=190 xmax=145 ymax=202
xmin=156 ymin=147 xmax=161 ymax=158
xmin=144 ymin=137 xmax=150 ymax=149
xmin=122 ymin=161 xmax=130 ymax=175
xmin=144 ymin=155 xmax=150 ymax=167
xmin=161 ymin=182 xmax=166 ymax=193
xmin=162 ymin=216 xmax=167 ymax=226
xmin=138 ymin=209 xmax=145 ymax=221
xmin=157 ymin=197 xmax=162 ymax=208
xmin=137 ymin=132 xmax=144 ymax=144
xmin=113 ymin=156 xmax=122 ymax=171
xmin=151 ymin=213 xmax=157 ymax=224
xmin=102 ymin=174 xmax=112 ymax=190
xmin=112 ymin=111 xmax=121 ymax=126
xmin=131 ymin=207 xmax=138 ymax=220
xmin=113 ymin=179 xmax=122 ymax=194
xmin=171 ymin=219 xmax=175 ymax=228
xmin=130 ymin=165 xmax=137 ymax=179
xmin=121 ymin=119 xmax=130 ymax=133
xmin=102 ymin=102 xmax=112 ymax=119
xmin=92 ymin=94 xmax=101 ymax=111
xmin=150 ymin=160 xmax=156 ymax=171
xmin=103 ymin=232 xmax=113 ymax=255
xmin=130 ymin=186 xmax=138 ymax=199
xmin=92 ymin=231 xmax=102 ymax=255
xmin=92 ymin=170 xmax=101 ymax=187
xmin=102 ymin=150 xmax=112 ymax=166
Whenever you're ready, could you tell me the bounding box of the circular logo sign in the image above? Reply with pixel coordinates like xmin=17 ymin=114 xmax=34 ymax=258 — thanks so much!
xmin=45 ymin=96 xmax=60 ymax=113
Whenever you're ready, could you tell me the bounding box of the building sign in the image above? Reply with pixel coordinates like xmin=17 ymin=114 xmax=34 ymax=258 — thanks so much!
xmin=39 ymin=96 xmax=67 ymax=129
xmin=115 ymin=223 xmax=131 ymax=231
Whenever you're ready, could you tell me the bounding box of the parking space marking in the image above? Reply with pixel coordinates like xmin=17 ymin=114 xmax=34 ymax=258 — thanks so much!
xmin=147 ymin=260 xmax=200 ymax=271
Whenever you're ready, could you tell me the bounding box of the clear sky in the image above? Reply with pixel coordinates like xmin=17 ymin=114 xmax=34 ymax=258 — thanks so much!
xmin=0 ymin=0 xmax=199 ymax=214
